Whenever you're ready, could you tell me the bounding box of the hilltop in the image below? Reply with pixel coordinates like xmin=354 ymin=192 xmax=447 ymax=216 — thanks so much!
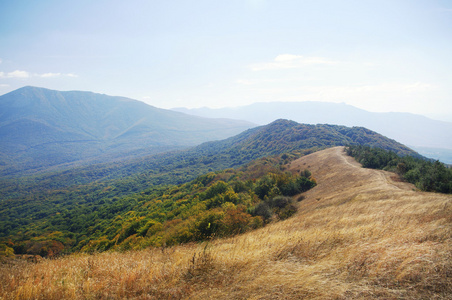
xmin=1 ymin=147 xmax=450 ymax=299
xmin=0 ymin=119 xmax=416 ymax=202
xmin=174 ymin=101 xmax=452 ymax=163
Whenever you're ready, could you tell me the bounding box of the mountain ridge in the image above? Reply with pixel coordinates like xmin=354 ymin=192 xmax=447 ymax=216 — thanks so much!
xmin=0 ymin=119 xmax=419 ymax=208
xmin=0 ymin=86 xmax=255 ymax=175
xmin=173 ymin=101 xmax=452 ymax=163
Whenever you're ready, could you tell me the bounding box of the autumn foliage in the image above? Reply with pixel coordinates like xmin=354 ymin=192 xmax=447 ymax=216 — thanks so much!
xmin=1 ymin=147 xmax=450 ymax=299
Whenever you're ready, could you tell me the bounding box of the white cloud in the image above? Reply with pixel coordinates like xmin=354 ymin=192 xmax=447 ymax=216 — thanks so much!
xmin=0 ymin=70 xmax=31 ymax=78
xmin=0 ymin=70 xmax=78 ymax=79
xmin=250 ymin=54 xmax=340 ymax=71
xmin=37 ymin=72 xmax=78 ymax=78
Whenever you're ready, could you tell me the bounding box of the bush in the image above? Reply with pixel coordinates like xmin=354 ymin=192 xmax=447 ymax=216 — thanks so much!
xmin=0 ymin=243 xmax=14 ymax=257
xmin=194 ymin=210 xmax=226 ymax=240
xmin=271 ymin=196 xmax=291 ymax=209
xmin=278 ymin=203 xmax=297 ymax=220
xmin=252 ymin=202 xmax=273 ymax=221
xmin=251 ymin=195 xmax=299 ymax=222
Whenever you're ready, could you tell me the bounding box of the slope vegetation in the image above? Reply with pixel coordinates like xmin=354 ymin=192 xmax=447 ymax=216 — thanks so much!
xmin=0 ymin=86 xmax=254 ymax=175
xmin=0 ymin=119 xmax=418 ymax=199
xmin=1 ymin=147 xmax=450 ymax=299
xmin=0 ymin=120 xmax=419 ymax=248
xmin=174 ymin=101 xmax=452 ymax=163
xmin=0 ymin=153 xmax=317 ymax=255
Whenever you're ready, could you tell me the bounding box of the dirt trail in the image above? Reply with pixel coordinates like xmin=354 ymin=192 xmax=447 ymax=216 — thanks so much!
xmin=289 ymin=146 xmax=448 ymax=207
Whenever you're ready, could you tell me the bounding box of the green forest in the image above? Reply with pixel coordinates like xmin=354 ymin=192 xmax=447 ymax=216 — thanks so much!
xmin=0 ymin=120 xmax=417 ymax=204
xmin=346 ymin=145 xmax=452 ymax=194
xmin=0 ymin=120 xmax=423 ymax=258
xmin=0 ymin=153 xmax=316 ymax=257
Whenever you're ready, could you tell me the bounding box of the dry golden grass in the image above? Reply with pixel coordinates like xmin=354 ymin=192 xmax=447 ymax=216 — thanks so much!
xmin=1 ymin=147 xmax=451 ymax=299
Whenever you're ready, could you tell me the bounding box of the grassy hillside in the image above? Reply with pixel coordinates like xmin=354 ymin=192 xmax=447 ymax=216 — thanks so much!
xmin=0 ymin=120 xmax=421 ymax=254
xmin=1 ymin=147 xmax=450 ymax=299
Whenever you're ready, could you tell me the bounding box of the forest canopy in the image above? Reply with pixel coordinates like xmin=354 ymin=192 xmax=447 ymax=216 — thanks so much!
xmin=0 ymin=153 xmax=316 ymax=256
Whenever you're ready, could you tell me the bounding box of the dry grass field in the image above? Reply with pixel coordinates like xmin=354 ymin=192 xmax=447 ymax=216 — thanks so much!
xmin=1 ymin=147 xmax=450 ymax=299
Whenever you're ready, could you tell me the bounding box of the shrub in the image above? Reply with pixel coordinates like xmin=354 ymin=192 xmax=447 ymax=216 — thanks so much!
xmin=278 ymin=203 xmax=297 ymax=220
xmin=252 ymin=202 xmax=273 ymax=221
xmin=0 ymin=243 xmax=14 ymax=257
xmin=194 ymin=210 xmax=226 ymax=240
xmin=270 ymin=196 xmax=291 ymax=209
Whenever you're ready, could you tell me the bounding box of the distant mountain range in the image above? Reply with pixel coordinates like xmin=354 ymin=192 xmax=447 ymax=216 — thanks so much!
xmin=173 ymin=102 xmax=452 ymax=163
xmin=0 ymin=86 xmax=434 ymax=178
xmin=0 ymin=86 xmax=254 ymax=175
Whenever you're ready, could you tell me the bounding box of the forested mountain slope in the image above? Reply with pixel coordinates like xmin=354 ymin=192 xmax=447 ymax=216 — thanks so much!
xmin=0 ymin=86 xmax=254 ymax=176
xmin=0 ymin=152 xmax=317 ymax=255
xmin=0 ymin=119 xmax=418 ymax=203
xmin=0 ymin=120 xmax=420 ymax=256
xmin=1 ymin=147 xmax=450 ymax=299
xmin=174 ymin=101 xmax=452 ymax=163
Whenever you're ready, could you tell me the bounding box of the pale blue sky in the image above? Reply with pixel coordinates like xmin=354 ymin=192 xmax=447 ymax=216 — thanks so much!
xmin=1 ymin=0 xmax=451 ymax=121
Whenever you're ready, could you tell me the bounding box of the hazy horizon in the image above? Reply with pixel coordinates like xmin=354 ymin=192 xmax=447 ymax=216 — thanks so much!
xmin=3 ymin=86 xmax=452 ymax=124
xmin=1 ymin=1 xmax=451 ymax=121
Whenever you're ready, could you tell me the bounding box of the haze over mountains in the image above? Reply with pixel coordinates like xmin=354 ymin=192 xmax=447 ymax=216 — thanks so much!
xmin=0 ymin=86 xmax=254 ymax=175
xmin=0 ymin=86 xmax=444 ymax=178
xmin=173 ymin=102 xmax=452 ymax=163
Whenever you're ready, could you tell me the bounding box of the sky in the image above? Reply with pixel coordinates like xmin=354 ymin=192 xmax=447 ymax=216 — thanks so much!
xmin=1 ymin=0 xmax=451 ymax=121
